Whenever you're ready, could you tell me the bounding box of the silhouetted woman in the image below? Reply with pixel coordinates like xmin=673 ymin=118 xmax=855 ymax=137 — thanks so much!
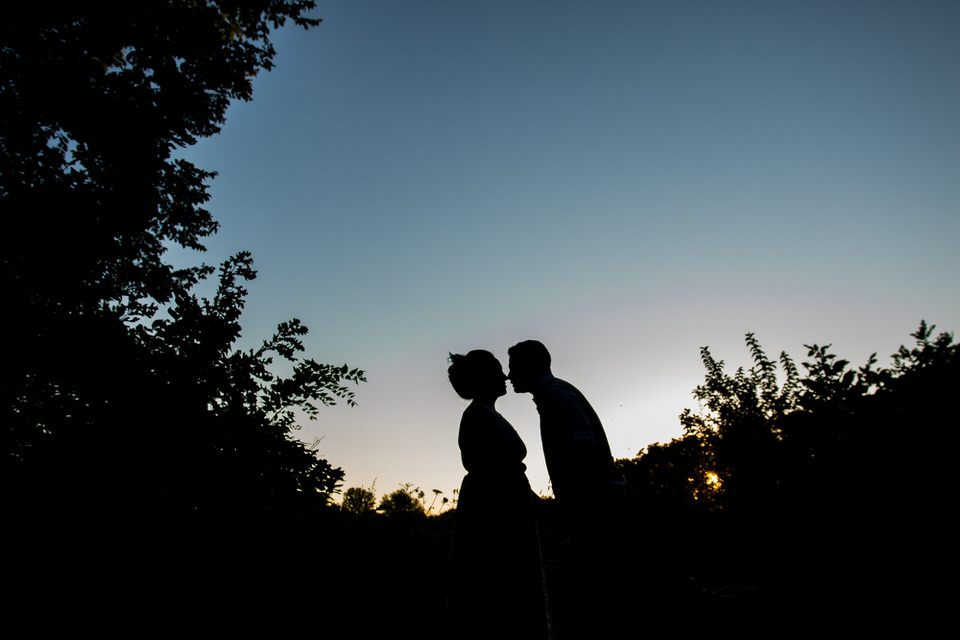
xmin=447 ymin=350 xmax=549 ymax=640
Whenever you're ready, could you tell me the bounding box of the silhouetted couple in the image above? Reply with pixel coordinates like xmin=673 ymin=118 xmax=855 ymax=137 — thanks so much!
xmin=447 ymin=340 xmax=625 ymax=640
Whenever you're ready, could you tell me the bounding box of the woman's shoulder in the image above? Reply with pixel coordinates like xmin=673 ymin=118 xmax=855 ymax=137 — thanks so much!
xmin=462 ymin=401 xmax=521 ymax=436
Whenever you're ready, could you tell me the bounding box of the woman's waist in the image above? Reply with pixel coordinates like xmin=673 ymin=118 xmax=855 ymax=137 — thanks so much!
xmin=461 ymin=466 xmax=531 ymax=488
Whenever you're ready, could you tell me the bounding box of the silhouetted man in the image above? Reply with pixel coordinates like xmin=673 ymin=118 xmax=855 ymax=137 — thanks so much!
xmin=508 ymin=340 xmax=626 ymax=636
xmin=507 ymin=340 xmax=624 ymax=504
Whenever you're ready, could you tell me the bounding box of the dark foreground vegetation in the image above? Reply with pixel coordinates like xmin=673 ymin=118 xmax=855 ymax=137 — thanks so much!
xmin=614 ymin=323 xmax=956 ymax=634
xmin=330 ymin=323 xmax=956 ymax=637
xmin=3 ymin=2 xmax=953 ymax=636
xmin=2 ymin=1 xmax=364 ymax=631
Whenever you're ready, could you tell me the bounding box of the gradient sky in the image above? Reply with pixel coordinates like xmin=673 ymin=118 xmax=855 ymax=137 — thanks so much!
xmin=174 ymin=0 xmax=960 ymax=501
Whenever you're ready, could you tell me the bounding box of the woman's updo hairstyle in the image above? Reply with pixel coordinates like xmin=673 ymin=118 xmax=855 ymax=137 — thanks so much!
xmin=448 ymin=350 xmax=499 ymax=400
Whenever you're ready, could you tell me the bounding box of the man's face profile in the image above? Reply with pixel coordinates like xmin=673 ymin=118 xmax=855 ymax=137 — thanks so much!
xmin=507 ymin=355 xmax=532 ymax=393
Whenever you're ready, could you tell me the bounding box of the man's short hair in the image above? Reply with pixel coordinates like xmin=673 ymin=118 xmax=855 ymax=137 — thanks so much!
xmin=508 ymin=340 xmax=551 ymax=373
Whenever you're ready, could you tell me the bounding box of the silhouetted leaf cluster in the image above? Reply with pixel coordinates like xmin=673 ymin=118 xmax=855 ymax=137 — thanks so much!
xmin=342 ymin=485 xmax=378 ymax=515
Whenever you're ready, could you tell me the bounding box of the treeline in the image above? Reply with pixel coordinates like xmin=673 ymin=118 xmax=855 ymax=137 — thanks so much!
xmin=332 ymin=324 xmax=956 ymax=633
xmin=2 ymin=2 xmax=367 ymax=629
xmin=614 ymin=323 xmax=956 ymax=629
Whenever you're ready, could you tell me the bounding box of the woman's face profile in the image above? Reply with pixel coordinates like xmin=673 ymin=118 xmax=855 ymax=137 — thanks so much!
xmin=451 ymin=350 xmax=508 ymax=401
xmin=477 ymin=355 xmax=508 ymax=400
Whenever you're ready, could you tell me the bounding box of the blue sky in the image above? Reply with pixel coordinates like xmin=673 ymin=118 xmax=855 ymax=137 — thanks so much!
xmin=176 ymin=1 xmax=960 ymax=500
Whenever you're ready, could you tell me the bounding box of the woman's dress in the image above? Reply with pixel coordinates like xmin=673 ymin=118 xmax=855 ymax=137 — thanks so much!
xmin=449 ymin=401 xmax=548 ymax=639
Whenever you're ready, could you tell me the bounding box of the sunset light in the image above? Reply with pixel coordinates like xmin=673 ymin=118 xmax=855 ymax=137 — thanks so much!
xmin=6 ymin=1 xmax=955 ymax=634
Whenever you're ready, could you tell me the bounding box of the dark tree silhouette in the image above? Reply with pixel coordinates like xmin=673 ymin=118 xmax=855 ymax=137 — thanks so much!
xmin=379 ymin=483 xmax=427 ymax=517
xmin=1 ymin=2 xmax=366 ymax=624
xmin=342 ymin=485 xmax=378 ymax=515
xmin=617 ymin=322 xmax=957 ymax=631
xmin=2 ymin=0 xmax=318 ymax=323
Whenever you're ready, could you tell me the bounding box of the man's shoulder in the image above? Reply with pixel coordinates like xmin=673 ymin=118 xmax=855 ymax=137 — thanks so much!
xmin=549 ymin=377 xmax=577 ymax=390
xmin=534 ymin=377 xmax=586 ymax=410
xmin=539 ymin=377 xmax=582 ymax=397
